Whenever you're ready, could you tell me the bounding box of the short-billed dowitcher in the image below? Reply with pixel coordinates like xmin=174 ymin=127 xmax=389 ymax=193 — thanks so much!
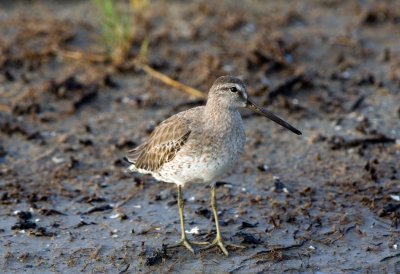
xmin=126 ymin=76 xmax=301 ymax=256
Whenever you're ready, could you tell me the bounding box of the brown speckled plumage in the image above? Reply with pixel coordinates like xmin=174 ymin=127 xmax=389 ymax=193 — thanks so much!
xmin=127 ymin=117 xmax=191 ymax=172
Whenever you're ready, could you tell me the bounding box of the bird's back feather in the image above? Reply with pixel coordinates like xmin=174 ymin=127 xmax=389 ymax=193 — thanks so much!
xmin=126 ymin=107 xmax=203 ymax=172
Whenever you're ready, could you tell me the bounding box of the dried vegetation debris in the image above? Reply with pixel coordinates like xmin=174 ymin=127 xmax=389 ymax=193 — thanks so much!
xmin=361 ymin=2 xmax=400 ymax=25
xmin=142 ymin=245 xmax=169 ymax=266
xmin=10 ymin=210 xmax=57 ymax=237
xmin=246 ymin=33 xmax=298 ymax=74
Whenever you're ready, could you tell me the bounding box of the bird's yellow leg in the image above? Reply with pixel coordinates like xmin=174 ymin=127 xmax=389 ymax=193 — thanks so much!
xmin=201 ymin=184 xmax=244 ymax=256
xmin=167 ymin=185 xmax=208 ymax=253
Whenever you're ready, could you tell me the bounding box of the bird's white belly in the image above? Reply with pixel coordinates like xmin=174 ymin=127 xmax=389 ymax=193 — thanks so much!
xmin=155 ymin=156 xmax=236 ymax=185
xmin=155 ymin=145 xmax=243 ymax=186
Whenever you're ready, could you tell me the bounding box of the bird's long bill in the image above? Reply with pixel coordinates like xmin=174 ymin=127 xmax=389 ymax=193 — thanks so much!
xmin=246 ymin=98 xmax=302 ymax=135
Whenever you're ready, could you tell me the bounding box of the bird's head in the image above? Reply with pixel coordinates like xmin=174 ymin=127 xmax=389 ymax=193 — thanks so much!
xmin=208 ymin=76 xmax=302 ymax=135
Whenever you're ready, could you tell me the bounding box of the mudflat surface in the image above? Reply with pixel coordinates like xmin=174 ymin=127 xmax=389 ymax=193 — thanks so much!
xmin=1 ymin=0 xmax=400 ymax=273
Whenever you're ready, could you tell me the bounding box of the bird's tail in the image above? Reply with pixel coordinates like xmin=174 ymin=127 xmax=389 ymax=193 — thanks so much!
xmin=122 ymin=157 xmax=137 ymax=173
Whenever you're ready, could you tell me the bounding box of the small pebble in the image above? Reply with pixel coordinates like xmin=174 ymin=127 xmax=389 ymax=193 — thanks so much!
xmin=185 ymin=226 xmax=199 ymax=235
xmin=390 ymin=195 xmax=400 ymax=201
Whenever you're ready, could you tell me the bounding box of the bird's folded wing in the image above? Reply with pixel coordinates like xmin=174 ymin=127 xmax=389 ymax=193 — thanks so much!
xmin=126 ymin=118 xmax=191 ymax=172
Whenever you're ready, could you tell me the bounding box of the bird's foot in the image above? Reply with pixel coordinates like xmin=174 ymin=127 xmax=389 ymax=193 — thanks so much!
xmin=191 ymin=240 xmax=211 ymax=246
xmin=167 ymin=238 xmax=210 ymax=254
xmin=201 ymin=235 xmax=245 ymax=256
xmin=167 ymin=238 xmax=195 ymax=253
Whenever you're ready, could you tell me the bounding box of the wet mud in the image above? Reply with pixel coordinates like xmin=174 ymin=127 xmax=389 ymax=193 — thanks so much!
xmin=1 ymin=0 xmax=400 ymax=273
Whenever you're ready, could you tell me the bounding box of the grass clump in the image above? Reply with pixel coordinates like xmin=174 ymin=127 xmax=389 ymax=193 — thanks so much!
xmin=92 ymin=0 xmax=138 ymax=65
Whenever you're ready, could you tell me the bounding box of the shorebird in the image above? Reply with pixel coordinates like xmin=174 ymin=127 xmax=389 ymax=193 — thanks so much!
xmin=126 ymin=76 xmax=301 ymax=256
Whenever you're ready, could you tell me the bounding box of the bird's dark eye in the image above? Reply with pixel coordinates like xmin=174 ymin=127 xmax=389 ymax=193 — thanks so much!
xmin=230 ymin=87 xmax=238 ymax=93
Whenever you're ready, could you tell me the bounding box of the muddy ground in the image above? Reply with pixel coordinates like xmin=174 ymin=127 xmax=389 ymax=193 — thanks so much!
xmin=1 ymin=0 xmax=400 ymax=273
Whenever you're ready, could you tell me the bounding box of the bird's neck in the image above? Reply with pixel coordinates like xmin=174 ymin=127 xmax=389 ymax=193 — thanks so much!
xmin=204 ymin=98 xmax=240 ymax=129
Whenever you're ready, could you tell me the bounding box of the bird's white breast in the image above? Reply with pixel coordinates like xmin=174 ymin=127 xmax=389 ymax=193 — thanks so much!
xmin=154 ymin=111 xmax=246 ymax=186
